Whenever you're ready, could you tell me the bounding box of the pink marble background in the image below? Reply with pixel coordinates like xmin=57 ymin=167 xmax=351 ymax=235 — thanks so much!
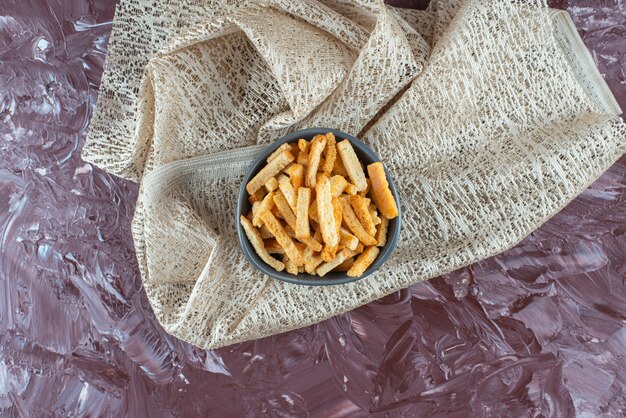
xmin=1 ymin=1 xmax=625 ymax=416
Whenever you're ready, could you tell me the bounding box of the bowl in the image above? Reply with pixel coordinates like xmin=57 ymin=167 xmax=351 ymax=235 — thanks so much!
xmin=236 ymin=128 xmax=401 ymax=285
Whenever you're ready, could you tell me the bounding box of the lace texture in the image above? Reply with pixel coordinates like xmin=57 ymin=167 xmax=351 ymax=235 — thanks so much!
xmin=82 ymin=0 xmax=625 ymax=349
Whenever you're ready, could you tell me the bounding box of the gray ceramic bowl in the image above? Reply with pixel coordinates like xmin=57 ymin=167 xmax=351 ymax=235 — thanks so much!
xmin=236 ymin=128 xmax=401 ymax=285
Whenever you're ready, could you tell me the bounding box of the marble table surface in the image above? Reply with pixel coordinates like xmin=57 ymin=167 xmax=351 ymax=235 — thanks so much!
xmin=1 ymin=1 xmax=625 ymax=416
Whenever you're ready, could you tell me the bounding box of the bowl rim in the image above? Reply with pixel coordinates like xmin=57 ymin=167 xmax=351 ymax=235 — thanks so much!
xmin=236 ymin=127 xmax=401 ymax=286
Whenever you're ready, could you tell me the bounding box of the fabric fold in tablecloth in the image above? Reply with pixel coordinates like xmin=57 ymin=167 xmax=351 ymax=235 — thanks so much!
xmin=82 ymin=0 xmax=625 ymax=349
